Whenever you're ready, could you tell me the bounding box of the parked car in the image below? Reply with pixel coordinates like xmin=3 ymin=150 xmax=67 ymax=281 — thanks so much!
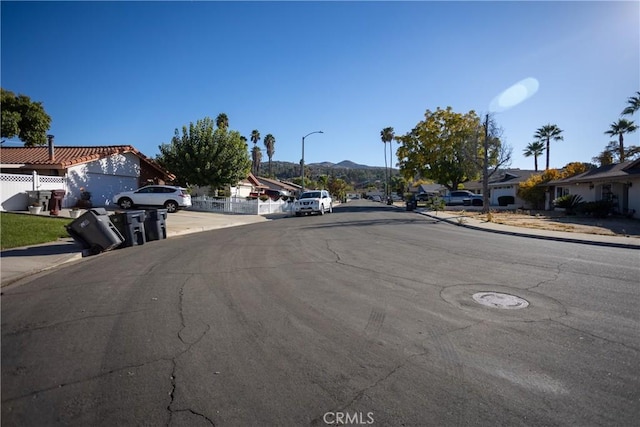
xmin=371 ymin=195 xmax=382 ymax=202
xmin=469 ymin=193 xmax=484 ymax=206
xmin=443 ymin=190 xmax=478 ymax=206
xmin=294 ymin=190 xmax=332 ymax=216
xmin=112 ymin=185 xmax=192 ymax=213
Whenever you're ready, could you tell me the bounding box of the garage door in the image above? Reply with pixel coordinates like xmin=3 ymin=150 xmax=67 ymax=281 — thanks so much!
xmin=85 ymin=173 xmax=138 ymax=207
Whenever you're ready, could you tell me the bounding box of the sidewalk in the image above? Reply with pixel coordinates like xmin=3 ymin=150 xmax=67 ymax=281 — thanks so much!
xmin=1 ymin=209 xmax=269 ymax=287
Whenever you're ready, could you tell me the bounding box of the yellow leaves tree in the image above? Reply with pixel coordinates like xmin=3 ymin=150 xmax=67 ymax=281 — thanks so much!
xmin=517 ymin=169 xmax=562 ymax=209
xmin=396 ymin=107 xmax=483 ymax=191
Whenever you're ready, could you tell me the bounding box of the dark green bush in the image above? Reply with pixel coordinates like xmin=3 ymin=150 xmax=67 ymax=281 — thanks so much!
xmin=581 ymin=200 xmax=614 ymax=218
xmin=553 ymin=194 xmax=583 ymax=215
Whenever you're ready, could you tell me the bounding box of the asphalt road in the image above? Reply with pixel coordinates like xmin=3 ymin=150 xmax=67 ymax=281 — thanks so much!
xmin=2 ymin=200 xmax=639 ymax=426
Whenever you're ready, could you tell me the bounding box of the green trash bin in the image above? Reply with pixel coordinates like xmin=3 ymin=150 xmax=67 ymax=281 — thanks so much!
xmin=66 ymin=208 xmax=124 ymax=255
xmin=110 ymin=210 xmax=146 ymax=247
xmin=144 ymin=208 xmax=167 ymax=241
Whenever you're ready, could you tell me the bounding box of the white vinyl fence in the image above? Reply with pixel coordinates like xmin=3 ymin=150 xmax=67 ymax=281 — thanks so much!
xmin=191 ymin=196 xmax=291 ymax=215
xmin=1 ymin=172 xmax=71 ymax=211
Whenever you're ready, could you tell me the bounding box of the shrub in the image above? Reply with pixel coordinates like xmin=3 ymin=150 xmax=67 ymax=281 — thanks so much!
xmin=517 ymin=169 xmax=562 ymax=209
xmin=426 ymin=197 xmax=445 ymax=214
xmin=581 ymin=200 xmax=614 ymax=218
xmin=553 ymin=194 xmax=583 ymax=215
xmin=498 ymin=195 xmax=515 ymax=206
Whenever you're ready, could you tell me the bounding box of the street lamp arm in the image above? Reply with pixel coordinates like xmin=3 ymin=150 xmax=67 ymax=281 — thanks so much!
xmin=301 ymin=130 xmax=324 ymax=193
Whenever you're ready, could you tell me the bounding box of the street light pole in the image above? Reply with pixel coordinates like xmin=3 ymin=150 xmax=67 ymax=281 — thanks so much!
xmin=301 ymin=130 xmax=323 ymax=193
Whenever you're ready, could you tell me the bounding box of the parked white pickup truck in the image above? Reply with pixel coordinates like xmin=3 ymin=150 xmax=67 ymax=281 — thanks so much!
xmin=294 ymin=190 xmax=333 ymax=216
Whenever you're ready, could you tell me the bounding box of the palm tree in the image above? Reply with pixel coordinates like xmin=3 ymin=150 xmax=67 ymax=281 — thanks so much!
xmin=380 ymin=127 xmax=394 ymax=197
xmin=263 ymin=134 xmax=276 ymax=176
xmin=622 ymin=91 xmax=640 ymax=116
xmin=250 ymin=129 xmax=260 ymax=146
xmin=251 ymin=144 xmax=262 ymax=175
xmin=250 ymin=130 xmax=261 ymax=175
xmin=534 ymin=124 xmax=563 ymax=170
xmin=605 ymin=118 xmax=638 ymax=163
xmin=523 ymin=141 xmax=545 ymax=171
xmin=216 ymin=113 xmax=229 ymax=130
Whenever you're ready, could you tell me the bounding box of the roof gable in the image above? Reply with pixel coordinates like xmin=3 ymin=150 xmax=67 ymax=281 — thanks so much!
xmin=0 ymin=145 xmax=174 ymax=179
xmin=551 ymin=160 xmax=640 ymax=184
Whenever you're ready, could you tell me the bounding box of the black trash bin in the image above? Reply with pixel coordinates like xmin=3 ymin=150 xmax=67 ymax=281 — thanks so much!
xmin=66 ymin=208 xmax=124 ymax=254
xmin=144 ymin=208 xmax=167 ymax=241
xmin=110 ymin=210 xmax=147 ymax=247
xmin=26 ymin=190 xmax=52 ymax=209
xmin=406 ymin=199 xmax=416 ymax=211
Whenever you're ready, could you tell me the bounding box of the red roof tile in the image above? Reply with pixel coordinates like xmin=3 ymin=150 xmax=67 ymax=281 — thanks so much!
xmin=0 ymin=145 xmax=174 ymax=179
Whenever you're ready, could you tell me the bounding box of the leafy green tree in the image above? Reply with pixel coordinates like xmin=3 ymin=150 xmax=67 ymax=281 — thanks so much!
xmin=396 ymin=107 xmax=482 ymax=191
xmin=622 ymin=91 xmax=640 ymax=116
xmin=263 ymin=133 xmax=276 ymax=176
xmin=380 ymin=127 xmax=394 ymax=197
xmin=523 ymin=141 xmax=545 ymax=171
xmin=215 ymin=113 xmax=229 ymax=130
xmin=593 ymin=140 xmax=640 ymax=165
xmin=317 ymin=174 xmax=329 ymax=190
xmin=157 ymin=117 xmax=251 ymax=189
xmin=1 ymin=88 xmax=52 ymax=146
xmin=605 ymin=118 xmax=638 ymax=162
xmin=328 ymin=177 xmax=349 ymax=201
xmin=592 ymin=148 xmax=614 ymax=166
xmin=534 ymin=124 xmax=564 ymax=170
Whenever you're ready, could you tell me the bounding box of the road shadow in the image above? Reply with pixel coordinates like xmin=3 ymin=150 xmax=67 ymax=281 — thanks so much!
xmin=1 ymin=241 xmax=82 ymax=258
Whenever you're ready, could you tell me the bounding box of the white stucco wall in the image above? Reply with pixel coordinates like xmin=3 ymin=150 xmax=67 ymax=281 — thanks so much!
xmin=66 ymin=153 xmax=140 ymax=206
xmin=626 ymin=179 xmax=640 ymax=216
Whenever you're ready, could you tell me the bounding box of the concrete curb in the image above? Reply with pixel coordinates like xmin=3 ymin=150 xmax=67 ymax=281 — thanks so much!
xmin=417 ymin=210 xmax=640 ymax=250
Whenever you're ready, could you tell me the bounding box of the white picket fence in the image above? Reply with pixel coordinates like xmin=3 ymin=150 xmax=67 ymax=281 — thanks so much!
xmin=190 ymin=196 xmax=292 ymax=215
xmin=1 ymin=172 xmax=72 ymax=211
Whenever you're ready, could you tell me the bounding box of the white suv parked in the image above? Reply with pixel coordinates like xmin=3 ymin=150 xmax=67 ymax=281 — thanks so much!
xmin=112 ymin=185 xmax=192 ymax=213
xmin=294 ymin=190 xmax=332 ymax=216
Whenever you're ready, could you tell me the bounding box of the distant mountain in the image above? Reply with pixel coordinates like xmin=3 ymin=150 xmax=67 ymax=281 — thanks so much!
xmin=308 ymin=160 xmax=379 ymax=170
xmin=258 ymin=160 xmax=396 ymax=189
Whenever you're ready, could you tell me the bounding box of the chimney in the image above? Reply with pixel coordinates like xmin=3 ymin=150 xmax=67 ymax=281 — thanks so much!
xmin=47 ymin=135 xmax=55 ymax=161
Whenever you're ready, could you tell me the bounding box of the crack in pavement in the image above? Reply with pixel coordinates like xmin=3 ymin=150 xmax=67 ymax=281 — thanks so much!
xmin=167 ymin=274 xmax=214 ymax=426
xmin=172 ymin=409 xmax=216 ymax=426
xmin=551 ymin=319 xmax=640 ymax=353
xmin=325 ymin=240 xmax=443 ymax=290
xmin=1 ymin=358 xmax=173 ymax=404
xmin=310 ymin=321 xmax=479 ymax=426
xmin=527 ymin=262 xmax=566 ymax=291
xmin=2 ymin=308 xmax=150 ymax=337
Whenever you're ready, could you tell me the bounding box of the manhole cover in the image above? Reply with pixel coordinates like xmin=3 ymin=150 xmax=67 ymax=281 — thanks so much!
xmin=472 ymin=292 xmax=529 ymax=309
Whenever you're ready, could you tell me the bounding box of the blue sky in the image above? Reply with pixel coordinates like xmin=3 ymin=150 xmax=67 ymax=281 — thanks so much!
xmin=2 ymin=1 xmax=639 ymax=171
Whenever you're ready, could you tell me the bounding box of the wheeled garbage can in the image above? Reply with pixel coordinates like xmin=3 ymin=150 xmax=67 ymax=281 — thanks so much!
xmin=110 ymin=210 xmax=146 ymax=247
xmin=144 ymin=209 xmax=167 ymax=241
xmin=48 ymin=189 xmax=65 ymax=216
xmin=26 ymin=190 xmax=52 ymax=209
xmin=66 ymin=208 xmax=124 ymax=255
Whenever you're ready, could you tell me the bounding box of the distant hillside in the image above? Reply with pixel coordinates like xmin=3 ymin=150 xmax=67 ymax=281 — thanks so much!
xmin=257 ymin=160 xmax=397 ymax=189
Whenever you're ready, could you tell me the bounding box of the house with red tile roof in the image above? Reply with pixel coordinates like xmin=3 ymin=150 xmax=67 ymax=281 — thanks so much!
xmin=0 ymin=139 xmax=174 ymax=208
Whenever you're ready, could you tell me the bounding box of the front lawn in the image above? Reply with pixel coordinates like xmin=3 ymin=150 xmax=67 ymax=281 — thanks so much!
xmin=0 ymin=212 xmax=72 ymax=250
